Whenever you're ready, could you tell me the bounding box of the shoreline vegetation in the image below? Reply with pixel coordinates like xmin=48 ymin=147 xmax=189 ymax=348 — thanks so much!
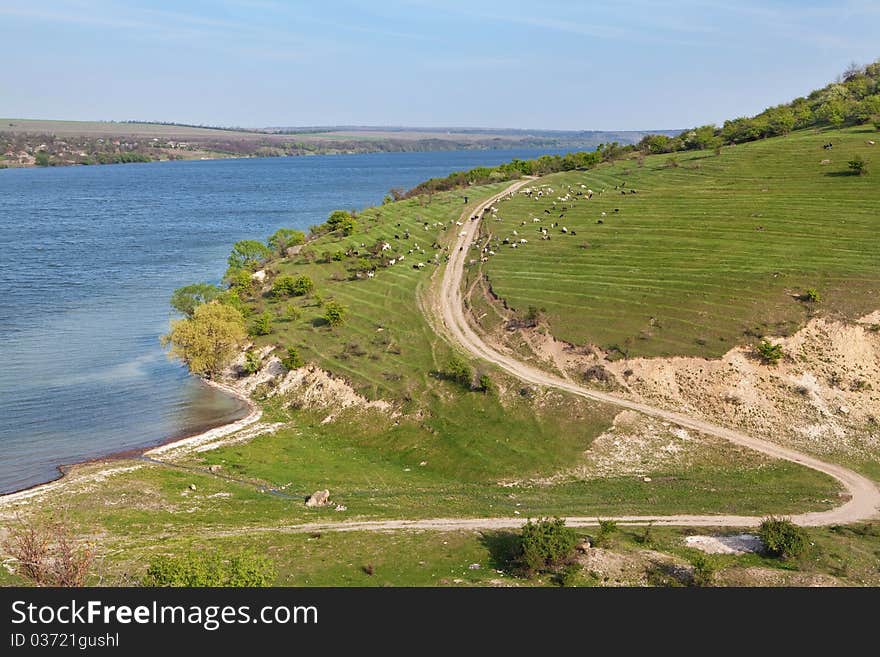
xmin=0 ymin=120 xmax=678 ymax=170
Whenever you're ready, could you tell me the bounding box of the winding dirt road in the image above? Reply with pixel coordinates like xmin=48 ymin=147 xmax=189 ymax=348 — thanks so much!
xmin=427 ymin=179 xmax=880 ymax=528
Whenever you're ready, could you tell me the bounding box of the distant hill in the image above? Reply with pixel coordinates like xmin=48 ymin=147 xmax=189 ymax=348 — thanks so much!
xmin=0 ymin=119 xmax=680 ymax=169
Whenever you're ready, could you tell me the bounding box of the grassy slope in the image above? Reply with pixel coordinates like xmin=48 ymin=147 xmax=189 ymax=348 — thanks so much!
xmin=1 ymin=165 xmax=849 ymax=587
xmin=481 ymin=125 xmax=880 ymax=358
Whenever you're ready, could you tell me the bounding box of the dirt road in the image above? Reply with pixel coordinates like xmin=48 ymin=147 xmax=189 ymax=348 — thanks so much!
xmin=427 ymin=179 xmax=880 ymax=528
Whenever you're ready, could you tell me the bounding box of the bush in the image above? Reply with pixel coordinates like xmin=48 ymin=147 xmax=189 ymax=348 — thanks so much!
xmin=251 ymin=311 xmax=273 ymax=336
xmin=802 ymin=288 xmax=821 ymax=303
xmin=517 ymin=518 xmax=578 ymax=577
xmin=595 ymin=519 xmax=618 ymax=548
xmin=242 ymin=349 xmax=261 ymax=375
xmin=273 ymin=274 xmax=314 ymax=297
xmin=226 ymin=268 xmax=255 ymax=296
xmin=281 ymin=346 xmax=304 ymax=370
xmin=446 ymin=355 xmax=473 ymax=388
xmin=142 ymin=551 xmax=275 ymax=587
xmin=756 ymin=339 xmax=784 ymax=365
xmin=847 ymin=155 xmax=867 ymax=175
xmin=267 ymin=228 xmax=305 ymax=254
xmin=689 ymin=553 xmax=716 ymax=587
xmin=2 ymin=518 xmax=95 ymax=587
xmin=478 ymin=374 xmax=492 ymax=393
xmin=759 ymin=517 xmax=810 ymax=560
xmin=323 ymin=300 xmax=347 ymax=327
xmin=283 ymin=304 xmax=301 ymax=321
xmin=227 ymin=239 xmax=271 ymax=270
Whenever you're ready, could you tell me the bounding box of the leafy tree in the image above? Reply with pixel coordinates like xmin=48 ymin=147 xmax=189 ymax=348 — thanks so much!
xmin=274 ymin=274 xmax=315 ymax=297
xmin=268 ymin=228 xmax=305 ymax=254
xmin=338 ymin=215 xmax=358 ymax=236
xmin=759 ymin=517 xmax=809 ymax=560
xmin=756 ymin=339 xmax=784 ymax=365
xmin=323 ymin=300 xmax=347 ymax=327
xmin=161 ymin=302 xmax=247 ymax=378
xmin=848 ymin=155 xmax=867 ymax=175
xmin=142 ymin=551 xmax=275 ymax=587
xmin=873 ymin=114 xmax=880 ymax=131
xmin=35 ymin=151 xmax=50 ymax=166
xmin=325 ymin=210 xmax=352 ymax=231
xmin=227 ymin=239 xmax=271 ymax=271
xmin=517 ymin=517 xmax=578 ymax=577
xmin=170 ymin=283 xmax=222 ymax=317
xmin=251 ymin=311 xmax=273 ymax=336
xmin=281 ymin=346 xmax=304 ymax=370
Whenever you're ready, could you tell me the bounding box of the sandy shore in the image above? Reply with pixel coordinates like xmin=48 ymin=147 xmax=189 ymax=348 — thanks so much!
xmin=0 ymin=379 xmax=261 ymax=508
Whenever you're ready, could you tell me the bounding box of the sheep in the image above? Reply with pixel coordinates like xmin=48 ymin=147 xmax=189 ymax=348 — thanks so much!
xmin=519 ymin=238 xmax=528 ymax=244
xmin=561 ymin=227 xmax=568 ymax=233
xmin=366 ymin=271 xmax=375 ymax=278
xmin=381 ymin=242 xmax=391 ymax=251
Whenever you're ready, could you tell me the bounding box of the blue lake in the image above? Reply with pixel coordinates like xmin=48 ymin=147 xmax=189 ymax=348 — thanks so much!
xmin=0 ymin=148 xmax=570 ymax=493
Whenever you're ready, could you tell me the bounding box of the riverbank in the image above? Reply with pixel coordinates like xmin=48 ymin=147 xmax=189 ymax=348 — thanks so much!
xmin=0 ymin=379 xmax=255 ymax=505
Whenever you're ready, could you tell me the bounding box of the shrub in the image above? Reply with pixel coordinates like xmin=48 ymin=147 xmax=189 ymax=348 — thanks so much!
xmin=283 ymin=304 xmax=301 ymax=321
xmin=142 ymin=551 xmax=275 ymax=587
xmin=478 ymin=374 xmax=492 ymax=393
xmin=251 ymin=311 xmax=273 ymax=336
xmin=242 ymin=349 xmax=261 ymax=375
xmin=35 ymin=151 xmax=50 ymax=167
xmin=281 ymin=346 xmax=304 ymax=370
xmin=665 ymin=156 xmax=679 ymax=168
xmin=847 ymin=155 xmax=867 ymax=175
xmin=273 ymin=274 xmax=314 ymax=297
xmin=446 ymin=355 xmax=473 ymax=388
xmin=323 ymin=300 xmax=347 ymax=327
xmin=2 ymin=517 xmax=95 ymax=587
xmin=689 ymin=553 xmax=716 ymax=586
xmin=802 ymin=288 xmax=821 ymax=303
xmin=517 ymin=517 xmax=578 ymax=577
xmin=756 ymin=339 xmax=784 ymax=365
xmin=759 ymin=517 xmax=809 ymax=560
xmin=595 ymin=519 xmax=618 ymax=548
xmin=267 ymin=228 xmax=305 ymax=254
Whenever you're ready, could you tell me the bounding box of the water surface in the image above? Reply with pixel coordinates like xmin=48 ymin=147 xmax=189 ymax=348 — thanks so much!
xmin=0 ymin=148 xmax=569 ymax=493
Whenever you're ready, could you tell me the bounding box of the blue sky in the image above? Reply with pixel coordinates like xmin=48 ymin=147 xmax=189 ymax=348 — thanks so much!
xmin=1 ymin=1 xmax=878 ymax=130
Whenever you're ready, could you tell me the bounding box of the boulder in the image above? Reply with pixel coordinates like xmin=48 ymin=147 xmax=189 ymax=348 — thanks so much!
xmin=305 ymin=489 xmax=331 ymax=507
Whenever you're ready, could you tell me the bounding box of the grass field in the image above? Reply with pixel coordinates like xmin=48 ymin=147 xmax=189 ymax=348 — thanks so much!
xmin=477 ymin=125 xmax=880 ymax=358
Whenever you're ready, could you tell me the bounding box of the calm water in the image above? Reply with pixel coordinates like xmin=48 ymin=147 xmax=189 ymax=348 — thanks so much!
xmin=0 ymin=148 xmax=568 ymax=493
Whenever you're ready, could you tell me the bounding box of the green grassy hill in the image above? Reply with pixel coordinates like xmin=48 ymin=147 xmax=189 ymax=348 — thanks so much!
xmin=478 ymin=125 xmax=879 ymax=358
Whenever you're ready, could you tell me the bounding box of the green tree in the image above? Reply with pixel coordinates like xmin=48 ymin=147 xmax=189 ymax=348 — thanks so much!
xmin=251 ymin=311 xmax=273 ymax=336
xmin=268 ymin=228 xmax=306 ymax=254
xmin=281 ymin=346 xmax=304 ymax=370
xmin=323 ymin=300 xmax=347 ymax=327
xmin=227 ymin=239 xmax=271 ymax=271
xmin=226 ymin=268 xmax=255 ymax=296
xmin=325 ymin=210 xmax=352 ymax=231
xmin=170 ymin=283 xmax=223 ymax=317
xmin=756 ymin=339 xmax=784 ymax=365
xmin=759 ymin=517 xmax=809 ymax=560
xmin=161 ymin=302 xmax=247 ymax=378
xmin=517 ymin=518 xmax=578 ymax=577
xmin=34 ymin=151 xmax=50 ymax=166
xmin=142 ymin=551 xmax=276 ymax=587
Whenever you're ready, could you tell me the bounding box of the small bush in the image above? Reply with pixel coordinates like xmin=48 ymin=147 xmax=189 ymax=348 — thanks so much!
xmin=281 ymin=346 xmax=303 ymax=370
xmin=756 ymin=339 xmax=784 ymax=365
xmin=518 ymin=517 xmax=578 ymax=577
xmin=689 ymin=553 xmax=716 ymax=587
xmin=142 ymin=551 xmax=275 ymax=587
xmin=594 ymin=519 xmax=618 ymax=548
xmin=802 ymin=288 xmax=821 ymax=303
xmin=2 ymin=518 xmax=95 ymax=587
xmin=478 ymin=374 xmax=492 ymax=393
xmin=273 ymin=274 xmax=314 ymax=297
xmin=242 ymin=349 xmax=261 ymax=375
xmin=323 ymin=300 xmax=347 ymax=327
xmin=446 ymin=355 xmax=473 ymax=389
xmin=759 ymin=517 xmax=810 ymax=560
xmin=251 ymin=311 xmax=272 ymax=336
xmin=283 ymin=304 xmax=301 ymax=321
xmin=847 ymin=155 xmax=867 ymax=176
